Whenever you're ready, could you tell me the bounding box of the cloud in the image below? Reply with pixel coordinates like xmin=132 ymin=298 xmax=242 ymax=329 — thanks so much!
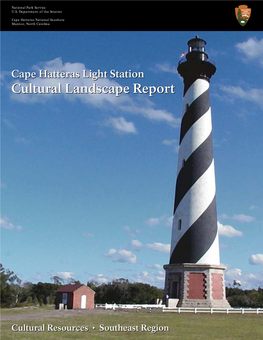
xmin=156 ymin=271 xmax=165 ymax=282
xmin=105 ymin=117 xmax=138 ymax=134
xmin=145 ymin=216 xmax=165 ymax=227
xmin=145 ymin=215 xmax=173 ymax=227
xmin=130 ymin=239 xmax=170 ymax=253
xmin=236 ymin=37 xmax=263 ymax=65
xmin=162 ymin=139 xmax=177 ymax=146
xmin=219 ymin=213 xmax=229 ymax=220
xmin=225 ymin=267 xmax=263 ymax=289
xmin=132 ymin=269 xmax=165 ymax=287
xmin=146 ymin=242 xmax=170 ymax=253
xmin=136 ymin=106 xmax=180 ymax=127
xmin=131 ymin=239 xmax=143 ymax=249
xmin=89 ymin=273 xmax=109 ymax=284
xmin=132 ymin=271 xmax=155 ymax=284
xmin=123 ymin=226 xmax=140 ymax=238
xmin=224 ymin=268 xmax=244 ymax=287
xmin=94 ymin=274 xmax=109 ymax=284
xmin=154 ymin=62 xmax=177 ymax=74
xmin=162 ymin=139 xmax=179 ymax=153
xmin=166 ymin=216 xmax=174 ymax=228
xmin=232 ymin=214 xmax=255 ymax=223
xmin=0 ymin=217 xmax=23 ymax=232
xmin=225 ymin=267 xmax=242 ymax=278
xmin=56 ymin=271 xmax=74 ymax=280
xmin=105 ymin=248 xmax=137 ymax=264
xmin=249 ymin=205 xmax=259 ymax=211
xmin=249 ymin=254 xmax=263 ymax=265
xmin=218 ymin=221 xmax=243 ymax=237
xmin=83 ymin=232 xmax=94 ymax=238
xmin=88 ymin=273 xmax=129 ymax=285
xmin=31 ymin=273 xmax=42 ymax=282
xmin=146 ymin=263 xmax=163 ymax=270
xmin=218 ymin=213 xmax=255 ymax=223
xmin=132 ymin=270 xmax=165 ymax=285
xmin=121 ymin=100 xmax=180 ymax=127
xmin=219 ymin=85 xmax=263 ymax=109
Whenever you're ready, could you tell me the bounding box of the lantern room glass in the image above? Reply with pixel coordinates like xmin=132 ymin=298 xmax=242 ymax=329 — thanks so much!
xmin=188 ymin=36 xmax=206 ymax=53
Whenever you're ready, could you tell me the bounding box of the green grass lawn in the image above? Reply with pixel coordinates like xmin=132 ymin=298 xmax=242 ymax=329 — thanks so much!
xmin=1 ymin=309 xmax=263 ymax=340
xmin=1 ymin=306 xmax=55 ymax=316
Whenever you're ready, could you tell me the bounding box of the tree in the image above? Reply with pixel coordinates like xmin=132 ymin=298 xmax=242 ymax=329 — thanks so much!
xmin=233 ymin=280 xmax=241 ymax=288
xmin=51 ymin=275 xmax=81 ymax=285
xmin=67 ymin=277 xmax=81 ymax=285
xmin=93 ymin=279 xmax=163 ymax=304
xmin=32 ymin=282 xmax=61 ymax=305
xmin=20 ymin=282 xmax=34 ymax=303
xmin=226 ymin=284 xmax=263 ymax=308
xmin=51 ymin=275 xmax=63 ymax=285
xmin=0 ymin=263 xmax=22 ymax=307
xmin=87 ymin=281 xmax=100 ymax=291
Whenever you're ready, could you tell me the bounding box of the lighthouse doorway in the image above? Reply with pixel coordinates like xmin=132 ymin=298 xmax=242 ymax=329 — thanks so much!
xmin=171 ymin=281 xmax=179 ymax=298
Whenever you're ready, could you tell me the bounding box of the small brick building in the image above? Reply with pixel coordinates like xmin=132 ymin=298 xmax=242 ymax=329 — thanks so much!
xmin=55 ymin=284 xmax=95 ymax=309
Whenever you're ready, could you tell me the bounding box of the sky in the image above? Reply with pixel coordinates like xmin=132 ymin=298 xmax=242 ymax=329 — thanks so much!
xmin=1 ymin=31 xmax=263 ymax=290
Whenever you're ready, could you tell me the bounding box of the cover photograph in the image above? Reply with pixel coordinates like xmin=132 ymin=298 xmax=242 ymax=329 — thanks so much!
xmin=1 ymin=1 xmax=263 ymax=338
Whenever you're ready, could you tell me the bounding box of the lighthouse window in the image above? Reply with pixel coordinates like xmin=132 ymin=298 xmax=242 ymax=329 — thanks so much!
xmin=178 ymin=219 xmax=182 ymax=230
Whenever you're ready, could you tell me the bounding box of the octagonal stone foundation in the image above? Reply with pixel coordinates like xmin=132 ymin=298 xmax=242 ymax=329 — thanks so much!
xmin=163 ymin=263 xmax=231 ymax=308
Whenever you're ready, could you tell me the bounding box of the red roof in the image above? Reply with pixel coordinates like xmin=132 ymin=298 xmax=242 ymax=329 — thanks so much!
xmin=57 ymin=284 xmax=84 ymax=293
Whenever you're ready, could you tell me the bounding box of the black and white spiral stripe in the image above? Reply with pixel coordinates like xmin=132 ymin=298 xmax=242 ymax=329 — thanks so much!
xmin=169 ymin=78 xmax=220 ymax=265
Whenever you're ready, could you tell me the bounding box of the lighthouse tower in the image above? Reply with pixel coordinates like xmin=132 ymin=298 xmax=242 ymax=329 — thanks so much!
xmin=164 ymin=37 xmax=230 ymax=308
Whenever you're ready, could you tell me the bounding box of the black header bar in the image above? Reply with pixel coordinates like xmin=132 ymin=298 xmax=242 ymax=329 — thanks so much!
xmin=1 ymin=1 xmax=261 ymax=31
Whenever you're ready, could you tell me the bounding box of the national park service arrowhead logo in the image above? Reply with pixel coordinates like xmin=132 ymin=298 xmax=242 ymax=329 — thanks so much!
xmin=235 ymin=5 xmax=251 ymax=26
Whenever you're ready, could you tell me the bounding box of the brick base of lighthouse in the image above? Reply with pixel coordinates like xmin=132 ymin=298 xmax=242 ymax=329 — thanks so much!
xmin=163 ymin=263 xmax=231 ymax=308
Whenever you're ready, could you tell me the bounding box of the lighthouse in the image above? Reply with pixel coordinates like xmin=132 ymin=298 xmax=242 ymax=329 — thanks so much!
xmin=164 ymin=37 xmax=230 ymax=308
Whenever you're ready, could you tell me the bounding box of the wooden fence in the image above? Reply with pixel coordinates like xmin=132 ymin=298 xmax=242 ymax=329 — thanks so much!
xmin=96 ymin=304 xmax=263 ymax=315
